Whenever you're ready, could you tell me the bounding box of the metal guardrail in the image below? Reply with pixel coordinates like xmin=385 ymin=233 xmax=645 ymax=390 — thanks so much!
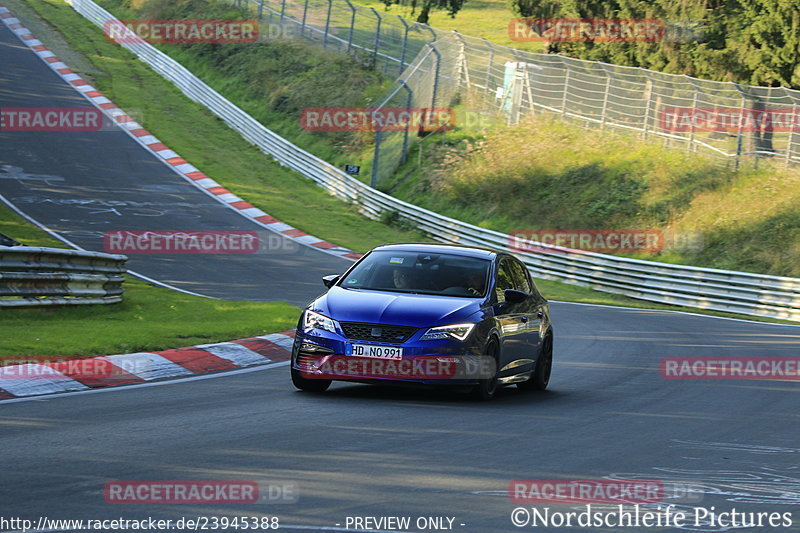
xmin=0 ymin=246 xmax=127 ymax=306
xmin=67 ymin=0 xmax=800 ymax=322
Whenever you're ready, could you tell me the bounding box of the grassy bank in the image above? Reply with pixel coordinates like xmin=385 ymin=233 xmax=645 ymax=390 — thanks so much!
xmin=387 ymin=118 xmax=800 ymax=277
xmin=105 ymin=0 xmax=390 ymax=173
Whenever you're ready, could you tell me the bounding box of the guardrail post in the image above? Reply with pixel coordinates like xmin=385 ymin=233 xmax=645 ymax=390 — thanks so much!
xmin=734 ymin=86 xmax=747 ymax=170
xmin=687 ymin=77 xmax=699 ymax=152
xmin=786 ymin=96 xmax=797 ymax=168
xmin=452 ymin=31 xmax=470 ymax=92
xmin=641 ymin=72 xmax=653 ymax=138
xmin=300 ymin=0 xmax=309 ymax=38
xmin=371 ymin=128 xmax=383 ymax=188
xmin=428 ymin=43 xmax=441 ymax=112
xmin=397 ymin=16 xmax=410 ymax=76
xmin=370 ymin=8 xmax=382 ymax=67
xmin=560 ymin=65 xmax=570 ymax=119
xmin=279 ymin=0 xmax=286 ymax=22
xmin=344 ymin=0 xmax=356 ymax=53
xmin=400 ymin=81 xmax=413 ymax=164
xmin=600 ymin=69 xmax=611 ymax=129
xmin=482 ymin=38 xmax=494 ymax=94
xmin=323 ymin=0 xmax=333 ymax=48
xmin=525 ymin=63 xmax=539 ymax=118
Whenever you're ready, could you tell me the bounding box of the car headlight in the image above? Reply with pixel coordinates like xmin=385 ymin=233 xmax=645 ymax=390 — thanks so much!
xmin=303 ymin=310 xmax=338 ymax=333
xmin=420 ymin=323 xmax=475 ymax=341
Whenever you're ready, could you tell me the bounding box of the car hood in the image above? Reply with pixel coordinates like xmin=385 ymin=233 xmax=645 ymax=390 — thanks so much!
xmin=313 ymin=286 xmax=482 ymax=328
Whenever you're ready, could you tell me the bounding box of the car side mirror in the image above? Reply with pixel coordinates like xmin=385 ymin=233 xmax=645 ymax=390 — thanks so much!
xmin=322 ymin=275 xmax=340 ymax=288
xmin=503 ymin=289 xmax=528 ymax=304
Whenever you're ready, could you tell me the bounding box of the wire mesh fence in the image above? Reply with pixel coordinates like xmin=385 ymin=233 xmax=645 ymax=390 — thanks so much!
xmin=237 ymin=0 xmax=437 ymax=76
xmin=235 ymin=0 xmax=800 ymax=185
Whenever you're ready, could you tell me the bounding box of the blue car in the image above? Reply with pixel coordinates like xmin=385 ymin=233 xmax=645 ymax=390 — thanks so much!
xmin=290 ymin=243 xmax=553 ymax=400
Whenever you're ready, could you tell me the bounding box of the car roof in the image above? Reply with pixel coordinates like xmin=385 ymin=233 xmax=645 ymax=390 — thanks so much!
xmin=372 ymin=243 xmax=497 ymax=260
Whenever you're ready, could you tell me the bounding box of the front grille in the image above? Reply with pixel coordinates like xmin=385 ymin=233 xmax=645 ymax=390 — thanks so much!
xmin=340 ymin=322 xmax=418 ymax=343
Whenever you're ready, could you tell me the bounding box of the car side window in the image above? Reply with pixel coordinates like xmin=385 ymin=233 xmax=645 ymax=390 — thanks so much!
xmin=526 ymin=269 xmax=544 ymax=300
xmin=494 ymin=259 xmax=515 ymax=302
xmin=509 ymin=259 xmax=532 ymax=294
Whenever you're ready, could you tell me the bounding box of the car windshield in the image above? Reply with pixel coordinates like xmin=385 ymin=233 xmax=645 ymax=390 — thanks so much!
xmin=339 ymin=250 xmax=491 ymax=298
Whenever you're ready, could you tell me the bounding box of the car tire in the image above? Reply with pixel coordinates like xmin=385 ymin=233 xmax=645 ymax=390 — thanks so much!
xmin=473 ymin=337 xmax=500 ymax=401
xmin=518 ymin=334 xmax=552 ymax=391
xmin=291 ymin=363 xmax=332 ymax=392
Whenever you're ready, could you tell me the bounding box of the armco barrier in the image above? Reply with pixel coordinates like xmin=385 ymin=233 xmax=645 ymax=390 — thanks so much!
xmin=0 ymin=246 xmax=127 ymax=306
xmin=64 ymin=0 xmax=800 ymax=322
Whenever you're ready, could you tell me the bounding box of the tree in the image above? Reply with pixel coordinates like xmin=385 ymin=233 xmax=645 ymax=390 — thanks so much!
xmin=730 ymin=0 xmax=800 ymax=87
xmin=383 ymin=0 xmax=467 ymax=24
xmin=506 ymin=0 xmax=800 ymax=89
xmin=506 ymin=0 xmax=562 ymax=18
xmin=507 ymin=0 xmax=618 ymax=19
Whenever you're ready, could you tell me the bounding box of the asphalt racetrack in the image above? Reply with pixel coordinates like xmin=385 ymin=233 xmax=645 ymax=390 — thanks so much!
xmin=2 ymin=14 xmax=800 ymax=533
xmin=0 ymin=20 xmax=349 ymax=306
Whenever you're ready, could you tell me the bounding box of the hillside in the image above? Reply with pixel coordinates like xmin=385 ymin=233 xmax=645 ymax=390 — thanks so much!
xmin=47 ymin=0 xmax=800 ymax=277
xmin=388 ymin=118 xmax=800 ymax=276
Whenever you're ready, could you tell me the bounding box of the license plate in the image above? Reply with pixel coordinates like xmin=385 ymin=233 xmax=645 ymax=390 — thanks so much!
xmin=349 ymin=344 xmax=403 ymax=360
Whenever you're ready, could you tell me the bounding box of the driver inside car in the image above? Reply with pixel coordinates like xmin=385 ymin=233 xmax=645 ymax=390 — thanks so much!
xmin=393 ymin=268 xmax=412 ymax=289
xmin=465 ymin=272 xmax=485 ymax=296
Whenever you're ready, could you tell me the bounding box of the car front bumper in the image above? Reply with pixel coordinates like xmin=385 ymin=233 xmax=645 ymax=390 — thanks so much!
xmin=292 ymin=327 xmax=489 ymax=385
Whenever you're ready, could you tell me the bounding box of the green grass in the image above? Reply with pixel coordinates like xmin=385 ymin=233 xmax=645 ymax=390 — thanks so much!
xmin=100 ymin=0 xmax=392 ymax=172
xmin=352 ymin=0 xmax=546 ymax=52
xmin=0 ymin=204 xmax=300 ymax=357
xmin=387 ymin=117 xmax=800 ymax=278
xmin=0 ymin=278 xmax=299 ymax=357
xmin=4 ymin=0 xmax=794 ymax=328
xmin=0 ymin=204 xmax=63 ymax=248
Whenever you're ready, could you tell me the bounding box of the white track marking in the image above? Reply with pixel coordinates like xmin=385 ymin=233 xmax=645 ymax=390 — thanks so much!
xmin=551 ymin=300 xmax=800 ymax=328
xmin=102 ymin=353 xmax=193 ymax=381
xmin=196 ymin=342 xmax=272 ymax=366
xmin=0 ymin=362 xmax=289 ymax=405
xmin=0 ymin=365 xmax=88 ymax=396
xmin=258 ymin=333 xmax=295 ymax=351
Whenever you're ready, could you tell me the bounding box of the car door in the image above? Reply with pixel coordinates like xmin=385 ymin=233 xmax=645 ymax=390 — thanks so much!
xmin=492 ymin=256 xmax=528 ymax=375
xmin=508 ymin=258 xmax=544 ymax=362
